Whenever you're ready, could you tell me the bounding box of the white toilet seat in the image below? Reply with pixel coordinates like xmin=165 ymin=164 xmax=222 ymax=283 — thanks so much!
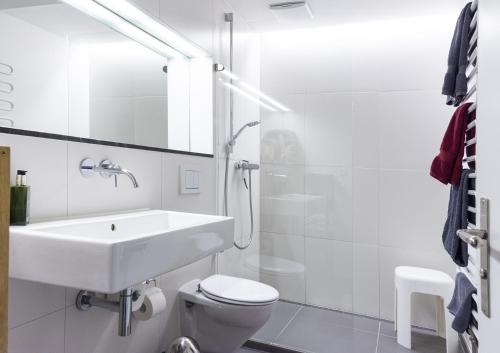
xmin=200 ymin=275 xmax=279 ymax=306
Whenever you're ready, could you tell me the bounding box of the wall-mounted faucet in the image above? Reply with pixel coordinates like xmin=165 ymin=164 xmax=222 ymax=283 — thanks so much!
xmin=80 ymin=158 xmax=139 ymax=188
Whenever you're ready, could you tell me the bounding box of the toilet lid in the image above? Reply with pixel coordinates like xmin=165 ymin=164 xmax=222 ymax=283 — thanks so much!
xmin=200 ymin=275 xmax=279 ymax=306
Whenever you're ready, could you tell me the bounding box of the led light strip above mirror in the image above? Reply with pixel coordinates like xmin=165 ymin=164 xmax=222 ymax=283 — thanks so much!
xmin=62 ymin=0 xmax=208 ymax=59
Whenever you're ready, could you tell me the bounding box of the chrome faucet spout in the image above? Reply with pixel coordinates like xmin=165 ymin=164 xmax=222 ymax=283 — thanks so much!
xmin=116 ymin=168 xmax=139 ymax=188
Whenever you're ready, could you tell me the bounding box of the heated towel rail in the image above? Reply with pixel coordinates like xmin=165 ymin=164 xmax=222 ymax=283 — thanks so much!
xmin=0 ymin=62 xmax=14 ymax=128
xmin=457 ymin=1 xmax=482 ymax=352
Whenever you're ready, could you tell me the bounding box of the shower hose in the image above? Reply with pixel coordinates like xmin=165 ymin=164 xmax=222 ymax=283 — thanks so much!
xmin=223 ymin=154 xmax=254 ymax=250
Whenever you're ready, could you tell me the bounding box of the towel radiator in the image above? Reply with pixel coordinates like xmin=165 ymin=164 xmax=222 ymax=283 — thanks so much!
xmin=0 ymin=62 xmax=14 ymax=128
xmin=456 ymin=1 xmax=482 ymax=352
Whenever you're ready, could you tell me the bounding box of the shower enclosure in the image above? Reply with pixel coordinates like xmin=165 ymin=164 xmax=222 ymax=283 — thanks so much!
xmin=216 ymin=3 xmax=464 ymax=333
xmin=254 ymin=16 xmax=459 ymax=329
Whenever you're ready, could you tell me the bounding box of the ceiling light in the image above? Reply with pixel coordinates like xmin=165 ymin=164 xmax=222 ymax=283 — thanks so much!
xmin=93 ymin=0 xmax=208 ymax=58
xmin=62 ymin=0 xmax=200 ymax=59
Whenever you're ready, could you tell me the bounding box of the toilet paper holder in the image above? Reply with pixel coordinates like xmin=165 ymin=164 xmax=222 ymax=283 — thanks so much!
xmin=76 ymin=279 xmax=155 ymax=337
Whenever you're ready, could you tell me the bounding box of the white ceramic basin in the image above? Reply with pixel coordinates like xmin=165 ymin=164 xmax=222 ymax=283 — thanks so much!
xmin=9 ymin=210 xmax=234 ymax=293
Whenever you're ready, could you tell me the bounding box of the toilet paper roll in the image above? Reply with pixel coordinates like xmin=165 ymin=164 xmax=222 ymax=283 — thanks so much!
xmin=133 ymin=287 xmax=166 ymax=321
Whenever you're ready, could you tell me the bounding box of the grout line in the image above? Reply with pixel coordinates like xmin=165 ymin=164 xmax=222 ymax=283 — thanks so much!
xmin=279 ymin=299 xmax=380 ymax=322
xmin=63 ymin=306 xmax=67 ymax=353
xmin=374 ymin=321 xmax=381 ymax=353
xmin=273 ymin=305 xmax=303 ymax=343
xmin=8 ymin=307 xmax=65 ymax=331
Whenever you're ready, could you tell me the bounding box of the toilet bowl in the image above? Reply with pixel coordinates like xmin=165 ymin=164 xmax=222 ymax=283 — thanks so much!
xmin=179 ymin=275 xmax=279 ymax=353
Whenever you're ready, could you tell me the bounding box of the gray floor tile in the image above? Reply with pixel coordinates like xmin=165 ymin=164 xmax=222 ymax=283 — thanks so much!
xmin=252 ymin=301 xmax=302 ymax=342
xmin=235 ymin=349 xmax=267 ymax=353
xmin=377 ymin=333 xmax=446 ymax=353
xmin=379 ymin=321 xmax=397 ymax=338
xmin=275 ymin=311 xmax=378 ymax=353
xmin=285 ymin=306 xmax=380 ymax=335
xmin=379 ymin=321 xmax=438 ymax=339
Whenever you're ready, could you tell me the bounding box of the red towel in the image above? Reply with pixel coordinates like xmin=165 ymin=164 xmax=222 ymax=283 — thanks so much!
xmin=430 ymin=103 xmax=474 ymax=185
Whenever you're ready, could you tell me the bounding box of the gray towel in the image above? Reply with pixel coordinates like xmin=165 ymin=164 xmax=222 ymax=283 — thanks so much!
xmin=442 ymin=169 xmax=472 ymax=266
xmin=442 ymin=3 xmax=473 ymax=106
xmin=447 ymin=272 xmax=477 ymax=333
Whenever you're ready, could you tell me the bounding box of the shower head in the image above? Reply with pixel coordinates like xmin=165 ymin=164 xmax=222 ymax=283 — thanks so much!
xmin=226 ymin=121 xmax=260 ymax=153
xmin=246 ymin=121 xmax=261 ymax=128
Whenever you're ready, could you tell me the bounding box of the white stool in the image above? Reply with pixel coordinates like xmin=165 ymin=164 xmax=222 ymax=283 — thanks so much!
xmin=394 ymin=266 xmax=459 ymax=353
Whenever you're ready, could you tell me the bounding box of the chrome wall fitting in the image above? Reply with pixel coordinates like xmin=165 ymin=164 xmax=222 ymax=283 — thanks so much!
xmin=79 ymin=158 xmax=139 ymax=188
xmin=213 ymin=63 xmax=225 ymax=72
xmin=76 ymin=288 xmax=134 ymax=336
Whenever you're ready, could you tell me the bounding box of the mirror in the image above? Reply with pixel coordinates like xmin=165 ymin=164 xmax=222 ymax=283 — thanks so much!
xmin=0 ymin=0 xmax=214 ymax=155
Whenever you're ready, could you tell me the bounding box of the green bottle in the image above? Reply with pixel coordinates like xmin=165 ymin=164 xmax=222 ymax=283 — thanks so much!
xmin=10 ymin=170 xmax=30 ymax=226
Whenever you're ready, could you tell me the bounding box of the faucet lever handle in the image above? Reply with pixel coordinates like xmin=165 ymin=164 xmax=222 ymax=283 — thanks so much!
xmin=114 ymin=174 xmax=118 ymax=188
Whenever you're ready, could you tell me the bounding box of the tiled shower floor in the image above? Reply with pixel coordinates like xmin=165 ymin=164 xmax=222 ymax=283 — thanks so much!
xmin=238 ymin=301 xmax=447 ymax=353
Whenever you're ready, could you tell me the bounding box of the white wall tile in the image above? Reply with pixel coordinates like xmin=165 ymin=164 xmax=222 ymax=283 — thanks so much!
xmin=8 ymin=279 xmax=65 ymax=329
xmin=351 ymin=15 xmax=455 ymax=92
xmin=65 ymin=303 xmax=160 ymax=353
xmin=162 ymin=153 xmax=216 ymax=214
xmin=352 ymin=168 xmax=379 ymax=245
xmin=260 ymin=232 xmax=305 ymax=302
xmin=305 ymin=237 xmax=353 ymax=311
xmin=305 ymin=165 xmax=353 ymax=242
xmin=0 ymin=133 xmax=68 ymax=221
xmin=352 ymin=93 xmax=380 ymax=169
xmin=261 ymin=93 xmax=305 ymax=166
xmin=304 ymin=93 xmax=352 ymax=167
xmin=301 ymin=29 xmax=352 ymax=93
xmin=260 ymin=163 xmax=304 ymax=236
xmin=67 ymin=142 xmax=162 ymax=216
xmin=260 ymin=32 xmax=308 ymax=94
xmin=218 ymin=232 xmax=260 ymax=282
xmin=378 ymin=90 xmax=452 ymax=171
xmin=353 ymin=244 xmax=379 ymax=317
xmin=379 ymin=169 xmax=449 ymax=253
xmin=9 ymin=309 xmax=65 ymax=353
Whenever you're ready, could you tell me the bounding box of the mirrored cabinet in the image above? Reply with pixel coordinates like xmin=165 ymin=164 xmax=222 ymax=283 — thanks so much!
xmin=0 ymin=0 xmax=214 ymax=155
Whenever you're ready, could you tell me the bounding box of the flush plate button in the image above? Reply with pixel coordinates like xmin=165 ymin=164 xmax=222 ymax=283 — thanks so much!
xmin=180 ymin=165 xmax=201 ymax=194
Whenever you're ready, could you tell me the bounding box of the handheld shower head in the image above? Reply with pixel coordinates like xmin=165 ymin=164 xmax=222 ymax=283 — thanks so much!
xmin=226 ymin=121 xmax=260 ymax=153
xmin=246 ymin=121 xmax=260 ymax=127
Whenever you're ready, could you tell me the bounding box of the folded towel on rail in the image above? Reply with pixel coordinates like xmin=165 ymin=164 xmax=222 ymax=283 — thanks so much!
xmin=430 ymin=103 xmax=474 ymax=186
xmin=442 ymin=2 xmax=473 ymax=106
xmin=448 ymin=272 xmax=477 ymax=333
xmin=442 ymin=169 xmax=472 ymax=267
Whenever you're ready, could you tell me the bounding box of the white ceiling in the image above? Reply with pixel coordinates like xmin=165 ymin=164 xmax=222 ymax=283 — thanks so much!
xmin=225 ymin=0 xmax=464 ymax=31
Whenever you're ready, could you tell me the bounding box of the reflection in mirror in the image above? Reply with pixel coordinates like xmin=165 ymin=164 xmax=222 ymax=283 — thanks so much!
xmin=0 ymin=0 xmax=214 ymax=154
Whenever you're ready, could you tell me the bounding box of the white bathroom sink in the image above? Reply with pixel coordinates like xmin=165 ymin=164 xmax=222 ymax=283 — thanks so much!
xmin=9 ymin=210 xmax=234 ymax=293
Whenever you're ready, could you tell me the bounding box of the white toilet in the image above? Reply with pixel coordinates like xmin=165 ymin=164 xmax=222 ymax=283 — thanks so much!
xmin=179 ymin=275 xmax=279 ymax=353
